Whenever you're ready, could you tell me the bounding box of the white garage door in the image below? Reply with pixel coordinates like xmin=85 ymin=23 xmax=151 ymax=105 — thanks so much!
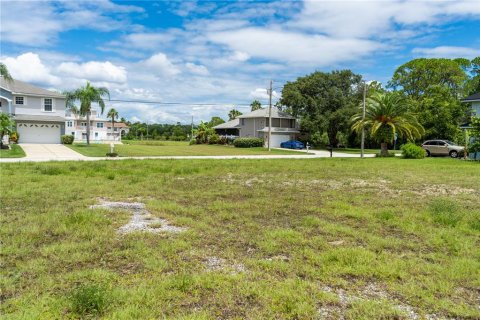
xmin=17 ymin=123 xmax=61 ymax=144
xmin=270 ymin=134 xmax=291 ymax=148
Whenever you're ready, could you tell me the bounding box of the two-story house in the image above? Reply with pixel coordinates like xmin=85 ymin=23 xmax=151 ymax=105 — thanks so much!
xmin=213 ymin=108 xmax=299 ymax=147
xmin=0 ymin=77 xmax=66 ymax=143
xmin=65 ymin=109 xmax=129 ymax=142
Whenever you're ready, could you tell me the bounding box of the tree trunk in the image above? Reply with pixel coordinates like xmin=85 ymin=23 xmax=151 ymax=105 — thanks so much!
xmin=112 ymin=118 xmax=114 ymax=141
xmin=86 ymin=110 xmax=90 ymax=145
xmin=380 ymin=142 xmax=388 ymax=157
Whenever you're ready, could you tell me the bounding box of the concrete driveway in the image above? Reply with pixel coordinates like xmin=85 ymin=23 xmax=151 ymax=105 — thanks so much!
xmin=18 ymin=144 xmax=87 ymax=161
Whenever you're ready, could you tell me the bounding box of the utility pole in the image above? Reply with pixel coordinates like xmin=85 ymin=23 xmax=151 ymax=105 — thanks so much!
xmin=268 ymin=79 xmax=273 ymax=151
xmin=361 ymin=81 xmax=367 ymax=158
xmin=191 ymin=116 xmax=194 ymax=140
xmin=146 ymin=121 xmax=149 ymax=140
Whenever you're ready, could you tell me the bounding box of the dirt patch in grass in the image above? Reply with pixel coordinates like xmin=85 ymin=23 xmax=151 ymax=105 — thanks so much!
xmin=204 ymin=256 xmax=246 ymax=274
xmin=90 ymin=199 xmax=185 ymax=234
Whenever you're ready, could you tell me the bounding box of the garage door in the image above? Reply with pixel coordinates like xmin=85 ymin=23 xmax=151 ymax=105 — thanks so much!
xmin=270 ymin=134 xmax=291 ymax=148
xmin=17 ymin=123 xmax=61 ymax=144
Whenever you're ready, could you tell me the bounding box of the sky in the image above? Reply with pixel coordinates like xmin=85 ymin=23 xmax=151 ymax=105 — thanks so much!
xmin=1 ymin=0 xmax=479 ymax=124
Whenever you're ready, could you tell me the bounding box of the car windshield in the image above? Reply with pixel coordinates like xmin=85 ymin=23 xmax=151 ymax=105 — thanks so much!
xmin=445 ymin=141 xmax=455 ymax=145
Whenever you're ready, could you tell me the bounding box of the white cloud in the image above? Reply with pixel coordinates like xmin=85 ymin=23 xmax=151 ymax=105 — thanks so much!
xmin=208 ymin=27 xmax=383 ymax=65
xmin=141 ymin=53 xmax=181 ymax=77
xmin=57 ymin=61 xmax=127 ymax=84
xmin=0 ymin=0 xmax=144 ymax=46
xmin=185 ymin=62 xmax=209 ymax=75
xmin=1 ymin=52 xmax=60 ymax=85
xmin=412 ymin=46 xmax=480 ymax=59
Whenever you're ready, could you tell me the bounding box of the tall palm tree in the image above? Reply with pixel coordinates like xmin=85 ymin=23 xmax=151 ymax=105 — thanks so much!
xmin=351 ymin=92 xmax=424 ymax=156
xmin=0 ymin=63 xmax=13 ymax=82
xmin=107 ymin=108 xmax=119 ymax=140
xmin=64 ymin=82 xmax=109 ymax=145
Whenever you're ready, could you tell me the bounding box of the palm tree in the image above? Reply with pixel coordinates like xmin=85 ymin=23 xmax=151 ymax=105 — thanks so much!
xmin=64 ymin=82 xmax=110 ymax=145
xmin=228 ymin=109 xmax=242 ymax=121
xmin=351 ymin=92 xmax=424 ymax=156
xmin=0 ymin=63 xmax=13 ymax=82
xmin=107 ymin=108 xmax=119 ymax=141
xmin=250 ymin=100 xmax=262 ymax=111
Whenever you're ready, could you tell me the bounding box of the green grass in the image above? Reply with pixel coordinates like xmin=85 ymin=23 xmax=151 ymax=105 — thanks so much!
xmin=0 ymin=144 xmax=26 ymax=158
xmin=68 ymin=140 xmax=302 ymax=157
xmin=317 ymin=147 xmax=397 ymax=154
xmin=1 ymin=158 xmax=479 ymax=319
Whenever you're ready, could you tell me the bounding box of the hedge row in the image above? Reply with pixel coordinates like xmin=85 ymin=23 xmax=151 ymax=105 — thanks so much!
xmin=233 ymin=137 xmax=264 ymax=148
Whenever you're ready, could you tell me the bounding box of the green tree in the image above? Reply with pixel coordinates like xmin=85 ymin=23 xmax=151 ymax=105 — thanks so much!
xmin=389 ymin=58 xmax=473 ymax=141
xmin=65 ymin=82 xmax=110 ymax=145
xmin=351 ymin=92 xmax=424 ymax=156
xmin=0 ymin=63 xmax=13 ymax=82
xmin=228 ymin=109 xmax=242 ymax=121
xmin=194 ymin=121 xmax=215 ymax=143
xmin=208 ymin=116 xmax=225 ymax=127
xmin=280 ymin=70 xmax=362 ymax=147
xmin=0 ymin=112 xmax=15 ymax=148
xmin=107 ymin=108 xmax=119 ymax=140
xmin=250 ymin=100 xmax=262 ymax=111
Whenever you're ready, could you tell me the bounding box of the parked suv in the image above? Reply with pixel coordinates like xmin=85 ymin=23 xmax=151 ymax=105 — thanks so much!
xmin=421 ymin=140 xmax=464 ymax=158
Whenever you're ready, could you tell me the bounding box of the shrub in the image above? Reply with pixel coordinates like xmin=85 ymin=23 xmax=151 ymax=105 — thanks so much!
xmin=233 ymin=137 xmax=264 ymax=148
xmin=105 ymin=152 xmax=118 ymax=157
xmin=9 ymin=132 xmax=19 ymax=143
xmin=208 ymin=134 xmax=220 ymax=144
xmin=189 ymin=139 xmax=196 ymax=145
xmin=401 ymin=142 xmax=425 ymax=159
xmin=61 ymin=135 xmax=74 ymax=144
xmin=469 ymin=140 xmax=480 ymax=153
xmin=70 ymin=284 xmax=109 ymax=316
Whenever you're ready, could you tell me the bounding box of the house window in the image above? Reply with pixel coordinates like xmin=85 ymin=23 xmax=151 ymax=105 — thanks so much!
xmin=67 ymin=121 xmax=73 ymax=127
xmin=71 ymin=132 xmax=75 ymax=136
xmin=96 ymin=122 xmax=104 ymax=128
xmin=44 ymin=98 xmax=53 ymax=111
xmin=240 ymin=119 xmax=245 ymax=125
xmin=81 ymin=122 xmax=87 ymax=127
xmin=15 ymin=96 xmax=25 ymax=105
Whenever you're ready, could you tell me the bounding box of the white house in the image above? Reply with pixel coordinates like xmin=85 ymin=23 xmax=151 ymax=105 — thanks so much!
xmin=65 ymin=109 xmax=130 ymax=142
xmin=0 ymin=77 xmax=66 ymax=143
xmin=213 ymin=108 xmax=299 ymax=148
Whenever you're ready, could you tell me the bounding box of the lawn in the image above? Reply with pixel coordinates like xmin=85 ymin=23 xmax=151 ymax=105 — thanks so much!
xmin=1 ymin=158 xmax=479 ymax=319
xmin=317 ymin=147 xmax=397 ymax=155
xmin=67 ymin=140 xmax=303 ymax=157
xmin=0 ymin=144 xmax=26 ymax=158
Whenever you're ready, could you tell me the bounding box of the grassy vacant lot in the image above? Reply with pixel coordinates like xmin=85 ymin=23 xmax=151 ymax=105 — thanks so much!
xmin=1 ymin=158 xmax=479 ymax=319
xmin=0 ymin=144 xmax=25 ymax=158
xmin=67 ymin=140 xmax=301 ymax=157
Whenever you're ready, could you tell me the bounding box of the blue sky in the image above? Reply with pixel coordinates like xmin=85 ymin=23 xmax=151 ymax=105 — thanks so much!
xmin=1 ymin=0 xmax=479 ymax=123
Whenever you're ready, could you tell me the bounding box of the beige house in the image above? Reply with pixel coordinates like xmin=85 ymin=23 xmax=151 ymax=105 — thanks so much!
xmin=213 ymin=108 xmax=299 ymax=147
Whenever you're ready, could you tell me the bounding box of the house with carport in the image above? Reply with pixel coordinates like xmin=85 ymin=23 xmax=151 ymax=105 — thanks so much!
xmin=213 ymin=108 xmax=299 ymax=148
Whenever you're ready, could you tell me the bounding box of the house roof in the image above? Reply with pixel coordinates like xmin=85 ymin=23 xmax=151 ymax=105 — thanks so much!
xmin=14 ymin=114 xmax=65 ymax=122
xmin=237 ymin=108 xmax=296 ymax=119
xmin=0 ymin=77 xmax=65 ymax=98
xmin=213 ymin=118 xmax=241 ymax=129
xmin=113 ymin=122 xmax=129 ymax=128
xmin=461 ymin=92 xmax=480 ymax=102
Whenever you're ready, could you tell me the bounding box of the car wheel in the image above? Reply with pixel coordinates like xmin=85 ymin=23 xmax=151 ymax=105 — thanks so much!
xmin=425 ymin=150 xmax=431 ymax=157
xmin=449 ymin=150 xmax=458 ymax=158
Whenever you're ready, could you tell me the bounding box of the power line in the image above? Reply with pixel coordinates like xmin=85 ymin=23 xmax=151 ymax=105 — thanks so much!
xmin=107 ymin=99 xmax=256 ymax=107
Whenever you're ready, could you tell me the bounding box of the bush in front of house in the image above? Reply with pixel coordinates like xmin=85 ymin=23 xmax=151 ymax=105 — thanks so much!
xmin=9 ymin=132 xmax=19 ymax=143
xmin=401 ymin=142 xmax=425 ymax=159
xmin=233 ymin=137 xmax=264 ymax=148
xmin=105 ymin=152 xmax=118 ymax=157
xmin=61 ymin=135 xmax=74 ymax=144
xmin=208 ymin=134 xmax=220 ymax=144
